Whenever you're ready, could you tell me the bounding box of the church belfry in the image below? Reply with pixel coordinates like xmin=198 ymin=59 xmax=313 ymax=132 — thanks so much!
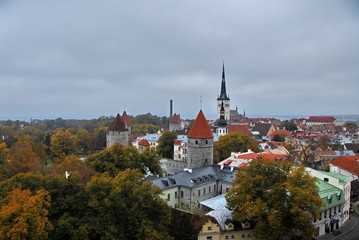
xmin=217 ymin=64 xmax=230 ymax=120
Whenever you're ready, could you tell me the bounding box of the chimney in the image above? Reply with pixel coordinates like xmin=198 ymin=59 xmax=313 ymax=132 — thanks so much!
xmin=170 ymin=99 xmax=173 ymax=118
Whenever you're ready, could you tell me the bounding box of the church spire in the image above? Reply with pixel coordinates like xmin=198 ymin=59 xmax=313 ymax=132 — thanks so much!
xmin=218 ymin=63 xmax=229 ymax=100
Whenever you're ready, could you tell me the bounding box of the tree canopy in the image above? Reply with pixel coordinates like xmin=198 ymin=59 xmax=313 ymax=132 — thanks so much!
xmin=156 ymin=131 xmax=177 ymax=159
xmin=214 ymin=132 xmax=258 ymax=163
xmin=0 ymin=188 xmax=52 ymax=240
xmin=226 ymin=157 xmax=322 ymax=240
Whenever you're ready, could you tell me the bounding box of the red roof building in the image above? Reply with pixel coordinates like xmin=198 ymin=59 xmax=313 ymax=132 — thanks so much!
xmin=170 ymin=113 xmax=181 ymax=123
xmin=330 ymin=156 xmax=359 ymax=177
xmin=138 ymin=139 xmax=150 ymax=147
xmin=108 ymin=114 xmax=127 ymax=131
xmin=307 ymin=116 xmax=336 ymax=123
xmin=188 ymin=111 xmax=214 ymax=139
xmin=122 ymin=111 xmax=131 ymax=127
xmin=228 ymin=124 xmax=253 ymax=137
xmin=270 ymin=129 xmax=292 ymax=138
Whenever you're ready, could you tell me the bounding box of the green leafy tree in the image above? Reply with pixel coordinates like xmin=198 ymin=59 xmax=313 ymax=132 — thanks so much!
xmin=272 ymin=133 xmax=286 ymax=142
xmin=44 ymin=173 xmax=89 ymax=240
xmin=76 ymin=129 xmax=90 ymax=155
xmin=85 ymin=169 xmax=173 ymax=240
xmin=50 ymin=130 xmax=77 ymax=158
xmin=86 ymin=144 xmax=161 ymax=176
xmin=132 ymin=124 xmax=160 ymax=134
xmin=157 ymin=131 xmax=177 ymax=159
xmin=226 ymin=157 xmax=322 ymax=240
xmin=0 ymin=188 xmax=53 ymax=240
xmin=280 ymin=120 xmax=298 ymax=131
xmin=214 ymin=132 xmax=258 ymax=163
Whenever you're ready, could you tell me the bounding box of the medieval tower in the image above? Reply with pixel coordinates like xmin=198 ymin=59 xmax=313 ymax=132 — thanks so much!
xmin=217 ymin=64 xmax=230 ymax=120
xmin=106 ymin=113 xmax=129 ymax=147
xmin=187 ymin=110 xmax=214 ymax=169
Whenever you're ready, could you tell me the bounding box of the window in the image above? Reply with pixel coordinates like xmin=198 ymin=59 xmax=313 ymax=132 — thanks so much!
xmin=198 ymin=190 xmax=201 ymax=197
xmin=207 ymin=237 xmax=213 ymax=240
xmin=338 ymin=194 xmax=341 ymax=200
xmin=231 ymin=236 xmax=235 ymax=239
xmin=175 ymin=191 xmax=178 ymax=199
xmin=167 ymin=194 xmax=170 ymax=201
xmin=225 ymin=236 xmax=229 ymax=240
xmin=206 ymin=140 xmax=208 ymax=144
xmin=324 ymin=178 xmax=329 ymax=182
xmin=328 ymin=198 xmax=332 ymax=204
xmin=196 ymin=140 xmax=198 ymax=145
xmin=208 ymin=226 xmax=212 ymax=231
xmin=203 ymin=188 xmax=206 ymax=195
xmin=324 ymin=210 xmax=327 ymax=218
xmin=209 ymin=186 xmax=211 ymax=193
xmin=181 ymin=191 xmax=184 ymax=198
xmin=241 ymin=234 xmax=246 ymax=238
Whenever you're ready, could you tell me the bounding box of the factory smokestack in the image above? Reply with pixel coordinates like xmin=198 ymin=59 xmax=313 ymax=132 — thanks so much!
xmin=170 ymin=99 xmax=173 ymax=118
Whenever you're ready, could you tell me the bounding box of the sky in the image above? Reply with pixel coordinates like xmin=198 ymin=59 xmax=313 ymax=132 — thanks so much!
xmin=0 ymin=0 xmax=358 ymax=121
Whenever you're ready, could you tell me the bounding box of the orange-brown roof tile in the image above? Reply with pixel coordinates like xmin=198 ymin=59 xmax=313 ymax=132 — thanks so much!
xmin=187 ymin=111 xmax=214 ymax=139
xmin=270 ymin=130 xmax=292 ymax=138
xmin=330 ymin=156 xmax=359 ymax=176
xmin=170 ymin=113 xmax=181 ymax=123
xmin=108 ymin=114 xmax=127 ymax=131
xmin=228 ymin=124 xmax=253 ymax=136
xmin=139 ymin=139 xmax=150 ymax=146
xmin=122 ymin=111 xmax=131 ymax=126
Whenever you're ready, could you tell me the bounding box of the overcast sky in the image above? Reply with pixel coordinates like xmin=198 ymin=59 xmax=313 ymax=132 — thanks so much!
xmin=1 ymin=0 xmax=358 ymax=120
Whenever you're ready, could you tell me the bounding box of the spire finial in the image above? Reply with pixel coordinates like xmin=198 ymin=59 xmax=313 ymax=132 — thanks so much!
xmin=200 ymin=93 xmax=203 ymax=110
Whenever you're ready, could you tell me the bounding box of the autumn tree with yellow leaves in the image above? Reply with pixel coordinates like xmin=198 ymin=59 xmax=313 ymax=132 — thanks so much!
xmin=0 ymin=188 xmax=52 ymax=240
xmin=226 ymin=157 xmax=322 ymax=240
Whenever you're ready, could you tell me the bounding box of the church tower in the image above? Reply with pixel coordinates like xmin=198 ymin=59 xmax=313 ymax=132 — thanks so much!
xmin=217 ymin=64 xmax=230 ymax=120
xmin=187 ymin=110 xmax=214 ymax=169
xmin=106 ymin=113 xmax=129 ymax=147
xmin=216 ymin=101 xmax=228 ymax=136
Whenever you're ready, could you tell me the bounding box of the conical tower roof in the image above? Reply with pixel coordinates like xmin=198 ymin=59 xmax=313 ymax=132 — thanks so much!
xmin=122 ymin=111 xmax=131 ymax=126
xmin=108 ymin=114 xmax=127 ymax=131
xmin=188 ymin=110 xmax=214 ymax=139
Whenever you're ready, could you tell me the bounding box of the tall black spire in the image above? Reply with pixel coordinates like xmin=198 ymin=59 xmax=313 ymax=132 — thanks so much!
xmin=218 ymin=63 xmax=229 ymax=100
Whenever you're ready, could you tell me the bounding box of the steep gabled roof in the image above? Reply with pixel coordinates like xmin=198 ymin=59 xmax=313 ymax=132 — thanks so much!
xmin=330 ymin=156 xmax=359 ymax=176
xmin=108 ymin=114 xmax=127 ymax=131
xmin=170 ymin=113 xmax=181 ymax=123
xmin=122 ymin=111 xmax=131 ymax=126
xmin=252 ymin=123 xmax=273 ymax=136
xmin=138 ymin=139 xmax=150 ymax=146
xmin=188 ymin=110 xmax=214 ymax=139
xmin=228 ymin=124 xmax=253 ymax=136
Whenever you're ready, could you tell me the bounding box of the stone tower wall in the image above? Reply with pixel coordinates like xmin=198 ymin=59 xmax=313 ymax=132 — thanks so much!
xmin=106 ymin=130 xmax=129 ymax=148
xmin=187 ymin=138 xmax=213 ymax=169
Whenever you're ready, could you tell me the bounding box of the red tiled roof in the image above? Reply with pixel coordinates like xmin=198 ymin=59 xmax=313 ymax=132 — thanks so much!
xmin=122 ymin=111 xmax=131 ymax=126
xmin=223 ymin=159 xmax=233 ymax=165
xmin=228 ymin=124 xmax=253 ymax=136
xmin=307 ymin=116 xmax=336 ymax=123
xmin=174 ymin=140 xmax=182 ymax=145
xmin=270 ymin=130 xmax=292 ymax=138
xmin=187 ymin=111 xmax=214 ymax=139
xmin=330 ymin=156 xmax=359 ymax=176
xmin=108 ymin=114 xmax=127 ymax=131
xmin=234 ymin=152 xmax=258 ymax=160
xmin=138 ymin=139 xmax=150 ymax=146
xmin=170 ymin=113 xmax=181 ymax=123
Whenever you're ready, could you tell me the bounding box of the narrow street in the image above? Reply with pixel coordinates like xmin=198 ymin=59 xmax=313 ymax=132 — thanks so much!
xmin=318 ymin=213 xmax=359 ymax=240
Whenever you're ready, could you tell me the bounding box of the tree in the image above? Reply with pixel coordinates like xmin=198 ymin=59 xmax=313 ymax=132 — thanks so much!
xmin=85 ymin=169 xmax=173 ymax=240
xmin=132 ymin=124 xmax=160 ymax=134
xmin=86 ymin=144 xmax=161 ymax=176
xmin=280 ymin=120 xmax=298 ymax=132
xmin=226 ymin=157 xmax=322 ymax=240
xmin=5 ymin=141 xmax=42 ymax=176
xmin=214 ymin=132 xmax=258 ymax=163
xmin=157 ymin=131 xmax=177 ymax=159
xmin=50 ymin=130 xmax=77 ymax=158
xmin=76 ymin=129 xmax=90 ymax=155
xmin=0 ymin=188 xmax=52 ymax=240
xmin=273 ymin=134 xmax=286 ymax=142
